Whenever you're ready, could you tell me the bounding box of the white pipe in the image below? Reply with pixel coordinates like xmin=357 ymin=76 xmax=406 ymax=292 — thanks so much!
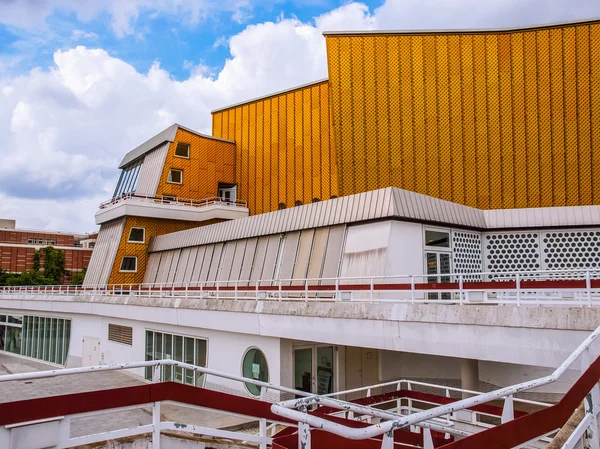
xmin=270 ymin=323 xmax=600 ymax=440
xmin=0 ymin=359 xmax=314 ymax=399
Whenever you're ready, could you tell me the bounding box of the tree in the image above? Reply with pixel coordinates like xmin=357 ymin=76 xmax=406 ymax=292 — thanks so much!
xmin=71 ymin=268 xmax=86 ymax=285
xmin=40 ymin=246 xmax=66 ymax=284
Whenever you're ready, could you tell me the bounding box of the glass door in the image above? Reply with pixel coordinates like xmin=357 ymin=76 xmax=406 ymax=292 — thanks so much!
xmin=294 ymin=348 xmax=313 ymax=394
xmin=294 ymin=345 xmax=335 ymax=395
xmin=316 ymin=346 xmax=334 ymax=395
xmin=426 ymin=252 xmax=452 ymax=300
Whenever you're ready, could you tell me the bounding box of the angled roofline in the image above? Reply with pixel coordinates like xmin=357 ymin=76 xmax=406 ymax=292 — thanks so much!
xmin=118 ymin=123 xmax=235 ymax=168
xmin=211 ymin=78 xmax=329 ymax=114
xmin=322 ymin=17 xmax=600 ymax=37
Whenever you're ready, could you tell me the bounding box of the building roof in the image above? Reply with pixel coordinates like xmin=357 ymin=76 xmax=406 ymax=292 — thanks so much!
xmin=322 ymin=17 xmax=600 ymax=37
xmin=149 ymin=186 xmax=600 ymax=253
xmin=211 ymin=79 xmax=329 ymax=114
xmin=118 ymin=124 xmax=235 ymax=168
xmin=149 ymin=187 xmax=484 ymax=252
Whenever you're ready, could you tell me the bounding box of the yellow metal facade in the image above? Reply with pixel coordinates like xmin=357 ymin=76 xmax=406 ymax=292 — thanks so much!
xmin=325 ymin=21 xmax=600 ymax=209
xmin=156 ymin=128 xmax=236 ymax=200
xmin=211 ymin=81 xmax=339 ymax=215
xmin=109 ymin=216 xmax=222 ymax=285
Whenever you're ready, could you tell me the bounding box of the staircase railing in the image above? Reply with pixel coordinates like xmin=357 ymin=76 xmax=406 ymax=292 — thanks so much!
xmin=270 ymin=324 xmax=600 ymax=448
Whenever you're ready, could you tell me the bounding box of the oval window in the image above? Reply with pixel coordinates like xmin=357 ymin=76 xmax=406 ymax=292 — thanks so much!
xmin=242 ymin=348 xmax=269 ymax=396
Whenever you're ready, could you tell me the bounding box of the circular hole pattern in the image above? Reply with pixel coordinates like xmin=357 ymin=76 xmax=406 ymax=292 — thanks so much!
xmin=453 ymin=232 xmax=482 ymax=280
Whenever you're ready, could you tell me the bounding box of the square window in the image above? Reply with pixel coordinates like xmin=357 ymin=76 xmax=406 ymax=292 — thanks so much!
xmin=120 ymin=256 xmax=137 ymax=272
xmin=168 ymin=169 xmax=182 ymax=184
xmin=128 ymin=227 xmax=145 ymax=243
xmin=425 ymin=230 xmax=450 ymax=248
xmin=175 ymin=143 xmax=190 ymax=158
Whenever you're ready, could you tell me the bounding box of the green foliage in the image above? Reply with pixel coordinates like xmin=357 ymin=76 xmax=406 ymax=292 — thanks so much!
xmin=71 ymin=268 xmax=86 ymax=285
xmin=42 ymin=246 xmax=66 ymax=284
xmin=0 ymin=270 xmax=52 ymax=286
xmin=33 ymin=250 xmax=40 ymax=272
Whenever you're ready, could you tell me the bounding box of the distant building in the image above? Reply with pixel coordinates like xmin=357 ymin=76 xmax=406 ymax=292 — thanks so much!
xmin=0 ymin=220 xmax=96 ymax=284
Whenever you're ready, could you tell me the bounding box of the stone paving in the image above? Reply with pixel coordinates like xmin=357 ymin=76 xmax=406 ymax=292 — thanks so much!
xmin=0 ymin=354 xmax=254 ymax=439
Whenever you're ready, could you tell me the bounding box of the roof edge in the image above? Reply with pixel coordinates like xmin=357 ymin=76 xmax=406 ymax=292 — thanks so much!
xmin=175 ymin=123 xmax=236 ymax=144
xmin=211 ymin=78 xmax=329 ymax=114
xmin=118 ymin=123 xmax=235 ymax=168
xmin=322 ymin=17 xmax=600 ymax=37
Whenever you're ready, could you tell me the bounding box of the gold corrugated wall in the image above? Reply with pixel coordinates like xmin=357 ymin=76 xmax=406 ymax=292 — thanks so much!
xmin=211 ymin=81 xmax=339 ymax=215
xmin=325 ymin=20 xmax=600 ymax=209
xmin=156 ymin=129 xmax=236 ymax=200
xmin=109 ymin=216 xmax=222 ymax=285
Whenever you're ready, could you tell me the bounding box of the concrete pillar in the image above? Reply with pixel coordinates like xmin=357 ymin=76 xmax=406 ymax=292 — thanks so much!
xmin=460 ymin=359 xmax=479 ymax=398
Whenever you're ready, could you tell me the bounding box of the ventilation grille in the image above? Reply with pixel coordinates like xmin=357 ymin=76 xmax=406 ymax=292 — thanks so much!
xmin=542 ymin=230 xmax=600 ymax=278
xmin=108 ymin=324 xmax=133 ymax=346
xmin=452 ymin=231 xmax=483 ymax=280
xmin=484 ymin=233 xmax=541 ymax=279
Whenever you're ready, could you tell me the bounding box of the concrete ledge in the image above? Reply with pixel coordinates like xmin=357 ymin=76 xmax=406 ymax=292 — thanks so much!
xmin=0 ymin=294 xmax=598 ymax=332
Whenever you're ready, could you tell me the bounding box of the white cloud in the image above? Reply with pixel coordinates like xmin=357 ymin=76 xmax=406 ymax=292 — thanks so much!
xmin=71 ymin=29 xmax=99 ymax=41
xmin=374 ymin=0 xmax=600 ymax=30
xmin=0 ymin=2 xmax=374 ymax=231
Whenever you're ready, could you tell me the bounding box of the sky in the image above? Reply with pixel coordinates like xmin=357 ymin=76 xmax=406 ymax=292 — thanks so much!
xmin=1 ymin=0 xmax=600 ymax=233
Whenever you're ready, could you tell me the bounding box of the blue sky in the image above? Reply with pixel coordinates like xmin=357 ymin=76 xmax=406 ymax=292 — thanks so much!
xmin=1 ymin=0 xmax=599 ymax=232
xmin=0 ymin=1 xmax=383 ymax=80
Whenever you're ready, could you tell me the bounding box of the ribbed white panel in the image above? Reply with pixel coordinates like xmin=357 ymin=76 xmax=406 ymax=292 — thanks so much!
xmin=198 ymin=245 xmax=215 ymax=283
xmin=206 ymin=243 xmax=224 ymax=285
xmin=250 ymin=237 xmax=269 ymax=281
xmin=135 ymin=142 xmax=169 ymax=195
xmin=218 ymin=241 xmax=237 ymax=282
xmin=174 ymin=247 xmax=192 ymax=284
xmin=307 ymin=227 xmax=330 ymax=283
xmin=144 ymin=253 xmax=161 ymax=284
xmin=292 ymin=229 xmax=315 ymax=285
xmin=260 ymin=234 xmax=282 ymax=285
xmin=227 ymin=240 xmax=247 ymax=286
xmin=149 ymin=187 xmax=488 ymax=253
xmin=83 ymin=218 xmax=125 ymax=286
xmin=278 ymin=231 xmax=300 ymax=286
xmin=239 ymin=238 xmax=257 ymax=286
xmin=321 ymin=225 xmax=346 ymax=284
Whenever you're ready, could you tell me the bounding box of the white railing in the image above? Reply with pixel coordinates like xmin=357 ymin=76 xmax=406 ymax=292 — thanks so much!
xmin=271 ymin=323 xmax=600 ymax=449
xmin=0 ymin=359 xmax=307 ymax=449
xmin=3 ymin=268 xmax=600 ymax=306
xmin=99 ymin=193 xmax=247 ymax=209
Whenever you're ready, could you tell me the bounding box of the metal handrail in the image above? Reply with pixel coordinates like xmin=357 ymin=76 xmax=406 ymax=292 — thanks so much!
xmin=99 ymin=193 xmax=248 ymax=209
xmin=270 ymin=323 xmax=600 ymax=440
xmin=2 ymin=268 xmax=600 ymax=306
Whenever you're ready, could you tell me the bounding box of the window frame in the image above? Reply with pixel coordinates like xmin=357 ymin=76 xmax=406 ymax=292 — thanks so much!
xmin=424 ymin=227 xmax=452 ymax=252
xmin=167 ymin=169 xmax=183 ymax=185
xmin=127 ymin=227 xmax=146 ymax=244
xmin=120 ymin=256 xmax=138 ymax=273
xmin=174 ymin=142 xmax=190 ymax=159
xmin=241 ymin=346 xmax=269 ymax=396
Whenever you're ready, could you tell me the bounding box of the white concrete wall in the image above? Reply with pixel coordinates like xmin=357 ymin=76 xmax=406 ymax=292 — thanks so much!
xmin=0 ymin=306 xmax=282 ymax=400
xmin=380 ymin=350 xmax=581 ymax=394
xmin=340 ymin=221 xmax=391 ymax=280
xmin=385 ymin=221 xmax=424 ymax=278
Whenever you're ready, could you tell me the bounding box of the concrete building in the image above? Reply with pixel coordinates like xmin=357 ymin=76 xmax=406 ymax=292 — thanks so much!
xmin=0 ymin=18 xmax=600 ymax=449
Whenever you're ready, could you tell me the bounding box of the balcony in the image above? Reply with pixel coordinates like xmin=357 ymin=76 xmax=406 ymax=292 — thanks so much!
xmin=95 ymin=193 xmax=249 ymax=225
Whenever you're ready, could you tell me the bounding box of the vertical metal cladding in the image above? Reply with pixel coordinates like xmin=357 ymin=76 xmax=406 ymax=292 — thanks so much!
xmin=135 ymin=142 xmax=169 ymax=195
xmin=83 ymin=218 xmax=125 ymax=286
xmin=211 ymin=80 xmax=339 ymax=215
xmin=108 ymin=216 xmax=222 ymax=285
xmin=325 ymin=21 xmax=600 ymax=209
xmin=155 ymin=129 xmax=236 ymax=200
